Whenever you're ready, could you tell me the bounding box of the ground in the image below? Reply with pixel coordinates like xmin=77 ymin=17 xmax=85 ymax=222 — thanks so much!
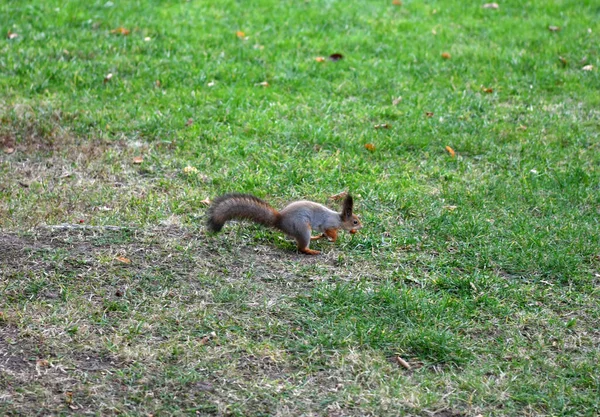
xmin=1 ymin=0 xmax=600 ymax=416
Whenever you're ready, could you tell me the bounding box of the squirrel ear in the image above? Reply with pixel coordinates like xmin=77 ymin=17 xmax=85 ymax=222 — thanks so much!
xmin=342 ymin=194 xmax=353 ymax=219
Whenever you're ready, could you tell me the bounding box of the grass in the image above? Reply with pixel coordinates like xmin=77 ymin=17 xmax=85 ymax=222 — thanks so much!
xmin=1 ymin=0 xmax=599 ymax=415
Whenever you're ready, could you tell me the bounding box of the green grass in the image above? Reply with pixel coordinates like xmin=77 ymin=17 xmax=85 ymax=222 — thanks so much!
xmin=1 ymin=0 xmax=599 ymax=415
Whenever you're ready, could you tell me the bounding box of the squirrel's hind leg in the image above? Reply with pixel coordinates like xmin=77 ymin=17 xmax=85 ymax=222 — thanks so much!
xmin=296 ymin=227 xmax=321 ymax=255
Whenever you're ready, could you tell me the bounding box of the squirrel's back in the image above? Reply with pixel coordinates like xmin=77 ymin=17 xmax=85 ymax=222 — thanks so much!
xmin=207 ymin=193 xmax=280 ymax=232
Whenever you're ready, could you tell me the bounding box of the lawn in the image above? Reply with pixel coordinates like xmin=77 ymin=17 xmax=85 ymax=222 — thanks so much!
xmin=1 ymin=0 xmax=599 ymax=415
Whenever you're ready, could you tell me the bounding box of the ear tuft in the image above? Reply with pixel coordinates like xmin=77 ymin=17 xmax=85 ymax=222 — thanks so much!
xmin=342 ymin=194 xmax=353 ymax=219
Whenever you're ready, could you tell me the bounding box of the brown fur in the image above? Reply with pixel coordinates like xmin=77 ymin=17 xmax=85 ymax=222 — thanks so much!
xmin=207 ymin=192 xmax=362 ymax=255
xmin=207 ymin=193 xmax=280 ymax=232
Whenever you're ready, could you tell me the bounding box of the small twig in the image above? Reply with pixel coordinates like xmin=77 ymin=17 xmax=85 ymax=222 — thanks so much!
xmin=44 ymin=224 xmax=134 ymax=231
xmin=394 ymin=355 xmax=412 ymax=370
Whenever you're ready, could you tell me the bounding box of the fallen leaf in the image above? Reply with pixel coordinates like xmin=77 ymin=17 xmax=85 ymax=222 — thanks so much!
xmin=103 ymin=73 xmax=113 ymax=83
xmin=185 ymin=118 xmax=194 ymax=126
xmin=482 ymin=86 xmax=493 ymax=93
xmin=425 ymin=112 xmax=434 ymax=117
xmin=364 ymin=143 xmax=376 ymax=152
xmin=582 ymin=65 xmax=593 ymax=71
xmin=37 ymin=359 xmax=50 ymax=368
xmin=329 ymin=191 xmax=348 ymax=201
xmin=558 ymin=56 xmax=568 ymax=66
xmin=392 ymin=96 xmax=402 ymax=105
xmin=445 ymin=145 xmax=456 ymax=157
xmin=155 ymin=80 xmax=161 ymax=88
xmin=65 ymin=391 xmax=73 ymax=404
xmin=329 ymin=53 xmax=344 ymax=61
xmin=183 ymin=166 xmax=199 ymax=175
xmin=7 ymin=31 xmax=18 ymax=39
xmin=111 ymin=27 xmax=130 ymax=36
xmin=394 ymin=356 xmax=412 ymax=370
xmin=444 ymin=205 xmax=458 ymax=211
xmin=207 ymin=81 xmax=215 ymax=87
xmin=3 ymin=147 xmax=15 ymax=154
xmin=236 ymin=31 xmax=245 ymax=38
xmin=482 ymin=3 xmax=499 ymax=9
xmin=392 ymin=0 xmax=402 ymax=5
xmin=116 ymin=256 xmax=131 ymax=264
xmin=132 ymin=156 xmax=143 ymax=164
xmin=374 ymin=123 xmax=390 ymax=129
xmin=315 ymin=56 xmax=326 ymax=62
xmin=441 ymin=52 xmax=451 ymax=59
xmin=256 ymin=81 xmax=269 ymax=87
xmin=200 ymin=198 xmax=211 ymax=206
xmin=548 ymin=25 xmax=560 ymax=32
xmin=519 ymin=125 xmax=528 ymax=131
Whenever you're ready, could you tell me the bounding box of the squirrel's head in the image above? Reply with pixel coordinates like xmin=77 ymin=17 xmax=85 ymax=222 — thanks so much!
xmin=340 ymin=194 xmax=362 ymax=234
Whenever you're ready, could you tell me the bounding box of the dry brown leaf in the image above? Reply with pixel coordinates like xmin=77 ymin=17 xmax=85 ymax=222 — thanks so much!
xmin=444 ymin=205 xmax=458 ymax=211
xmin=374 ymin=123 xmax=390 ymax=129
xmin=7 ymin=31 xmax=18 ymax=39
xmin=392 ymin=96 xmax=402 ymax=105
xmin=558 ymin=56 xmax=568 ymax=66
xmin=111 ymin=27 xmax=130 ymax=36
xmin=329 ymin=191 xmax=348 ymax=201
xmin=155 ymin=80 xmax=161 ymax=88
xmin=37 ymin=359 xmax=50 ymax=368
xmin=394 ymin=356 xmax=412 ymax=370
xmin=441 ymin=52 xmax=451 ymax=59
xmin=392 ymin=0 xmax=403 ymax=5
xmin=132 ymin=156 xmax=143 ymax=164
xmin=103 ymin=73 xmax=113 ymax=84
xmin=200 ymin=198 xmax=211 ymax=206
xmin=482 ymin=3 xmax=499 ymax=9
xmin=256 ymin=81 xmax=269 ymax=87
xmin=315 ymin=56 xmax=326 ymax=62
xmin=425 ymin=112 xmax=434 ymax=117
xmin=445 ymin=145 xmax=456 ymax=157
xmin=548 ymin=25 xmax=560 ymax=32
xmin=236 ymin=31 xmax=245 ymax=38
xmin=3 ymin=147 xmax=15 ymax=154
xmin=364 ymin=143 xmax=376 ymax=152
xmin=185 ymin=118 xmax=194 ymax=126
xmin=482 ymin=86 xmax=493 ymax=93
xmin=582 ymin=65 xmax=593 ymax=71
xmin=329 ymin=53 xmax=344 ymax=61
xmin=116 ymin=256 xmax=131 ymax=264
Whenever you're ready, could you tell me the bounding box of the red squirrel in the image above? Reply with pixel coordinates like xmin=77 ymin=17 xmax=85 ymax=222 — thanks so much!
xmin=207 ymin=193 xmax=362 ymax=255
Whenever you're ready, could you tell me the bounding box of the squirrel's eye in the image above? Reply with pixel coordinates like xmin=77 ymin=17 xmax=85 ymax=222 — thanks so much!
xmin=353 ymin=220 xmax=358 ymax=225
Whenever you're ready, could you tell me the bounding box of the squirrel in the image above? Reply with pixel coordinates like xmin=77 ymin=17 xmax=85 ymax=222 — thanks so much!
xmin=206 ymin=193 xmax=362 ymax=255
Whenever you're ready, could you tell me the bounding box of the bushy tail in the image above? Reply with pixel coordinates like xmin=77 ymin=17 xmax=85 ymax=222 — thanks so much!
xmin=207 ymin=193 xmax=280 ymax=232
